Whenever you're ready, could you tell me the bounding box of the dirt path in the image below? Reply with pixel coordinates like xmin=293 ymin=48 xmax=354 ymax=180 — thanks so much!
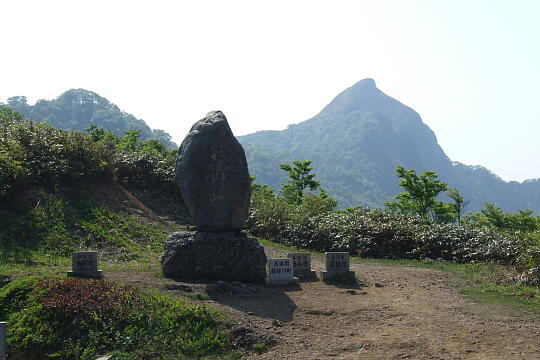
xmin=108 ymin=244 xmax=540 ymax=360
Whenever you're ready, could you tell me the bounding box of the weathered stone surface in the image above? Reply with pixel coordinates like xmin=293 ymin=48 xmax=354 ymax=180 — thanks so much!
xmin=320 ymin=252 xmax=355 ymax=282
xmin=175 ymin=111 xmax=251 ymax=231
xmin=67 ymin=251 xmax=103 ymax=279
xmin=161 ymin=231 xmax=267 ymax=283
xmin=287 ymin=252 xmax=317 ymax=279
xmin=266 ymin=258 xmax=298 ymax=286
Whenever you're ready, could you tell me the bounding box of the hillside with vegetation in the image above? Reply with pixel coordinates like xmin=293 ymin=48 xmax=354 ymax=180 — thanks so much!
xmin=0 ymin=105 xmax=188 ymax=261
xmin=1 ymin=105 xmax=539 ymax=359
xmin=2 ymin=89 xmax=177 ymax=148
xmin=247 ymin=160 xmax=540 ymax=274
xmin=0 ymin=107 xmax=249 ymax=359
xmin=238 ymin=79 xmax=540 ymax=213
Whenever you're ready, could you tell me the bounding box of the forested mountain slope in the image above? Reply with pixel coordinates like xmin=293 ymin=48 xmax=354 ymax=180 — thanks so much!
xmin=2 ymin=89 xmax=176 ymax=148
xmin=238 ymin=79 xmax=540 ymax=212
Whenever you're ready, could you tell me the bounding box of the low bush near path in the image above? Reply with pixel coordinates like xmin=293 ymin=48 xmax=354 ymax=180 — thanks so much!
xmin=0 ymin=276 xmax=233 ymax=360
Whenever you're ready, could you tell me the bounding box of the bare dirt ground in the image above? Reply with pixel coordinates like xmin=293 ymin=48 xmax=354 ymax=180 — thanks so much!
xmin=108 ymin=244 xmax=540 ymax=360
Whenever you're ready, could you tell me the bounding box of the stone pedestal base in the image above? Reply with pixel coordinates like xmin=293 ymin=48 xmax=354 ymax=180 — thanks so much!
xmin=162 ymin=231 xmax=267 ymax=283
xmin=319 ymin=270 xmax=355 ymax=282
xmin=67 ymin=270 xmax=103 ymax=279
xmin=265 ymin=277 xmax=299 ymax=286
xmin=294 ymin=269 xmax=317 ymax=279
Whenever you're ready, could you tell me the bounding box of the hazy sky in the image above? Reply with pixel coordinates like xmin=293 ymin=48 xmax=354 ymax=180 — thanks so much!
xmin=2 ymin=0 xmax=539 ymax=182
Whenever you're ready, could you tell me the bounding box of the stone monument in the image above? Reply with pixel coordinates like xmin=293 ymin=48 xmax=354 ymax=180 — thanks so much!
xmin=67 ymin=251 xmax=103 ymax=279
xmin=266 ymin=258 xmax=298 ymax=286
xmin=320 ymin=252 xmax=355 ymax=281
xmin=162 ymin=111 xmax=266 ymax=283
xmin=287 ymin=252 xmax=316 ymax=279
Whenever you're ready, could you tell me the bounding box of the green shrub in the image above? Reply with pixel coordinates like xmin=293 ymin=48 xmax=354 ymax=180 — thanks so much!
xmin=0 ymin=276 xmax=40 ymax=320
xmin=1 ymin=277 xmax=232 ymax=359
xmin=247 ymin=195 xmax=536 ymax=267
xmin=0 ymin=106 xmax=112 ymax=200
xmin=115 ymin=151 xmax=173 ymax=189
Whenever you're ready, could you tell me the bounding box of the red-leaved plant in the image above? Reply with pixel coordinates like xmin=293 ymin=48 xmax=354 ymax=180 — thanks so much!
xmin=37 ymin=278 xmax=142 ymax=319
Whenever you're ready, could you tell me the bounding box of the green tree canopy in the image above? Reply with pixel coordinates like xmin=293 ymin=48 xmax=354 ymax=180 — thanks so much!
xmin=278 ymin=160 xmax=321 ymax=205
xmin=386 ymin=165 xmax=450 ymax=220
xmin=465 ymin=203 xmax=539 ymax=233
xmin=447 ymin=187 xmax=468 ymax=225
xmin=4 ymin=89 xmax=177 ymax=149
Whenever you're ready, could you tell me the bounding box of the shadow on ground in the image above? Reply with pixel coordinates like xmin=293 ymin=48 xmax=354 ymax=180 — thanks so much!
xmin=205 ymin=282 xmax=299 ymax=322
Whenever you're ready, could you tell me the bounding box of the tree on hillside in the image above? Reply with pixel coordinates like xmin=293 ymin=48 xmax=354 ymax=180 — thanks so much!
xmin=277 ymin=160 xmax=337 ymax=211
xmin=465 ymin=203 xmax=539 ymax=233
xmin=85 ymin=124 xmax=117 ymax=145
xmin=448 ymin=187 xmax=468 ymax=226
xmin=279 ymin=160 xmax=321 ymax=205
xmin=385 ymin=165 xmax=450 ymax=220
xmin=250 ymin=175 xmax=276 ymax=200
xmin=0 ymin=107 xmax=27 ymax=198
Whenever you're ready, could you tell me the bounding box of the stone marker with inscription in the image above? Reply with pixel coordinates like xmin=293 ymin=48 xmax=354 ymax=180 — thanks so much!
xmin=266 ymin=258 xmax=298 ymax=286
xmin=0 ymin=322 xmax=6 ymax=360
xmin=320 ymin=252 xmax=355 ymax=281
xmin=161 ymin=111 xmax=267 ymax=282
xmin=67 ymin=251 xmax=103 ymax=279
xmin=287 ymin=252 xmax=316 ymax=279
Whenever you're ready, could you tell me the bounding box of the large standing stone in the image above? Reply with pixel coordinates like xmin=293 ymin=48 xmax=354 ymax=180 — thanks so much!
xmin=175 ymin=111 xmax=251 ymax=231
xmin=162 ymin=231 xmax=267 ymax=282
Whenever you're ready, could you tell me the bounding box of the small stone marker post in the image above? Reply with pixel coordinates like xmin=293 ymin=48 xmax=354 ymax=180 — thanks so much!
xmin=68 ymin=251 xmax=103 ymax=279
xmin=287 ymin=252 xmax=316 ymax=278
xmin=320 ymin=252 xmax=355 ymax=281
xmin=0 ymin=322 xmax=6 ymax=360
xmin=266 ymin=258 xmax=298 ymax=286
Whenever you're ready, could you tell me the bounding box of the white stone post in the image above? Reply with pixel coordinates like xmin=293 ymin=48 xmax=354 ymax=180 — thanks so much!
xmin=0 ymin=322 xmax=6 ymax=360
xmin=265 ymin=258 xmax=298 ymax=286
xmin=320 ymin=252 xmax=355 ymax=281
xmin=287 ymin=252 xmax=316 ymax=278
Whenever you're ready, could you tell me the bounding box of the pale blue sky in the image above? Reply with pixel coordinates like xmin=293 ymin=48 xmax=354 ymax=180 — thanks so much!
xmin=1 ymin=0 xmax=539 ymax=181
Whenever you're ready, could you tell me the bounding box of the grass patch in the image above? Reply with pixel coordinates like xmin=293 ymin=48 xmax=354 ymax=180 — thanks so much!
xmin=355 ymin=256 xmax=466 ymax=271
xmin=463 ymin=284 xmax=540 ymax=317
xmin=1 ymin=276 xmax=235 ymax=360
xmin=1 ymin=189 xmax=175 ymax=274
xmin=0 ymin=253 xmax=70 ymax=278
xmin=252 ymin=343 xmax=269 ymax=354
xmin=0 ymin=252 xmax=165 ymax=280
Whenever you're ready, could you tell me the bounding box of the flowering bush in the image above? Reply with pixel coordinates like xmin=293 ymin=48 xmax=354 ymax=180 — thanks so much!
xmin=247 ymin=193 xmax=536 ymax=267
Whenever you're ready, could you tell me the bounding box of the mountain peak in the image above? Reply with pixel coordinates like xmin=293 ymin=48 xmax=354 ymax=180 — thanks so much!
xmin=318 ymin=78 xmax=389 ymax=117
xmin=352 ymin=78 xmax=377 ymax=88
xmin=238 ymin=79 xmax=540 ymax=212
